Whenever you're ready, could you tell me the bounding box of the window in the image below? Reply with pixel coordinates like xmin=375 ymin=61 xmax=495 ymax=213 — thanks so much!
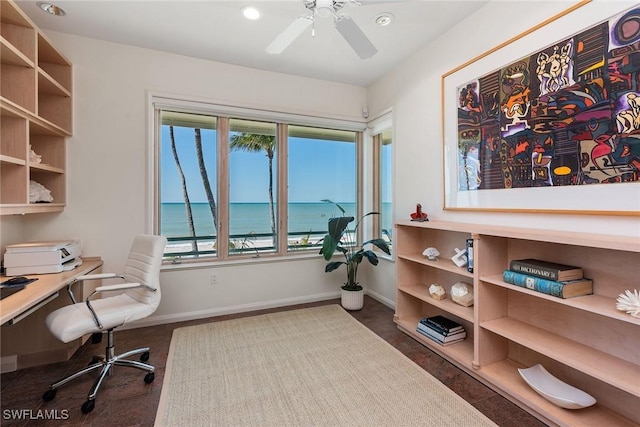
xmin=159 ymin=111 xmax=218 ymax=259
xmin=153 ymin=97 xmax=367 ymax=262
xmin=379 ymin=128 xmax=393 ymax=248
xmin=370 ymin=114 xmax=393 ymax=252
xmin=288 ymin=125 xmax=357 ymax=250
xmin=228 ymin=119 xmax=278 ymax=255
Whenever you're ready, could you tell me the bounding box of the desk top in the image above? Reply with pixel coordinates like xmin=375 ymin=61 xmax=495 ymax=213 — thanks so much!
xmin=0 ymin=257 xmax=103 ymax=325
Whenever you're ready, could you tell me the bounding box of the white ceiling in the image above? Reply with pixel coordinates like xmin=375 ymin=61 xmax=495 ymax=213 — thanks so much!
xmin=16 ymin=0 xmax=488 ymax=87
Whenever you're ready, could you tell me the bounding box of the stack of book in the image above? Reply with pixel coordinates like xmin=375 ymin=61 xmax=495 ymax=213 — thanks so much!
xmin=416 ymin=315 xmax=466 ymax=346
xmin=504 ymin=258 xmax=592 ymax=299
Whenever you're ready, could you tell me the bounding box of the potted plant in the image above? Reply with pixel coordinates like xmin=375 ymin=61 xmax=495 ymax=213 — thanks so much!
xmin=320 ymin=200 xmax=391 ymax=310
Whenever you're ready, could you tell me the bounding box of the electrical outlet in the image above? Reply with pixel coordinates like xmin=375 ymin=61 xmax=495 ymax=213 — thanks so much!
xmin=210 ymin=274 xmax=218 ymax=285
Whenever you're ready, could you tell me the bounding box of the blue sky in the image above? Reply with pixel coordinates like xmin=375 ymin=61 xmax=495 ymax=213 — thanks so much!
xmin=161 ymin=125 xmax=389 ymax=203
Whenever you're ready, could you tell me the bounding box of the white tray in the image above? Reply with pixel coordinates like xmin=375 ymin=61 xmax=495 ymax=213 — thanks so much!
xmin=518 ymin=364 xmax=597 ymax=409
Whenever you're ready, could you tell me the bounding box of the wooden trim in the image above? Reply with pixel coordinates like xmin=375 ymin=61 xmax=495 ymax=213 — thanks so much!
xmin=217 ymin=117 xmax=230 ymax=261
xmin=442 ymin=206 xmax=640 ymax=217
xmin=277 ymin=123 xmax=289 ymax=254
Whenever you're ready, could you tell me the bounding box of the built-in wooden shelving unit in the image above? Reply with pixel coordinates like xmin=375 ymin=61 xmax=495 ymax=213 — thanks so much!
xmin=395 ymin=220 xmax=639 ymax=427
xmin=1 ymin=0 xmax=72 ymax=215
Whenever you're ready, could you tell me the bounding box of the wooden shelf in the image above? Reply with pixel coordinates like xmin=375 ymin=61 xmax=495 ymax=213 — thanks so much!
xmin=0 ymin=203 xmax=65 ymax=215
xmin=37 ymin=68 xmax=71 ymax=97
xmin=480 ymin=359 xmax=638 ymax=427
xmin=395 ymin=315 xmax=474 ymax=368
xmin=481 ymin=317 xmax=639 ymax=396
xmin=398 ymin=253 xmax=474 ymax=278
xmin=0 ymin=154 xmax=26 ymax=166
xmin=398 ymin=284 xmax=474 ymax=323
xmin=30 ymin=162 xmax=63 ymax=173
xmin=481 ymin=274 xmax=640 ymax=326
xmin=0 ymin=0 xmax=71 ymax=214
xmin=1 ymin=36 xmax=34 ymax=67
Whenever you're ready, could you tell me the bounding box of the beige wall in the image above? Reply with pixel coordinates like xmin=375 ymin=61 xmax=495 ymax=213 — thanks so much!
xmin=364 ymin=0 xmax=640 ymax=303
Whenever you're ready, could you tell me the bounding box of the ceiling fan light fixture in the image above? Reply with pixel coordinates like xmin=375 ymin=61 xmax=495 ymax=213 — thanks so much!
xmin=314 ymin=0 xmax=336 ymax=18
xmin=37 ymin=2 xmax=66 ymax=16
xmin=315 ymin=6 xmax=333 ymax=18
xmin=374 ymin=13 xmax=394 ymax=27
xmin=241 ymin=6 xmax=261 ymax=21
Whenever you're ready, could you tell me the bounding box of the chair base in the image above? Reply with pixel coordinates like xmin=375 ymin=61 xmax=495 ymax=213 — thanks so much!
xmin=42 ymin=329 xmax=155 ymax=414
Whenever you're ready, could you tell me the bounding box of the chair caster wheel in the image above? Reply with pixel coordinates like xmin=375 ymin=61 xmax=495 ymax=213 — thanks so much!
xmin=144 ymin=372 xmax=155 ymax=384
xmin=81 ymin=400 xmax=95 ymax=414
xmin=140 ymin=351 xmax=150 ymax=362
xmin=42 ymin=389 xmax=57 ymax=401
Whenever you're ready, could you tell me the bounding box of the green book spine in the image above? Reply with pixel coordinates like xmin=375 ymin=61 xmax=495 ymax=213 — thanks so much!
xmin=502 ymin=270 xmax=565 ymax=297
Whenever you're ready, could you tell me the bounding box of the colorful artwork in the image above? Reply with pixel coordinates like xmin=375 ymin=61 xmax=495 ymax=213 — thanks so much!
xmin=457 ymin=7 xmax=640 ymax=191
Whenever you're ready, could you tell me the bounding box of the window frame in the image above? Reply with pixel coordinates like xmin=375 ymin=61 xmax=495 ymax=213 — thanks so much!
xmin=149 ymin=93 xmax=368 ymax=265
xmin=368 ymin=111 xmax=393 ymax=259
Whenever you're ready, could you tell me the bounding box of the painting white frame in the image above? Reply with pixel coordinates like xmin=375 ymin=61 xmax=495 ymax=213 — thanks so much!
xmin=442 ymin=0 xmax=640 ymax=216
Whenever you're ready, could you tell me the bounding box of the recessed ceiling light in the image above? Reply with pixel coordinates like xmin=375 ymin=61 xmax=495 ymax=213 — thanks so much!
xmin=37 ymin=2 xmax=66 ymax=16
xmin=374 ymin=13 xmax=394 ymax=27
xmin=241 ymin=6 xmax=261 ymax=20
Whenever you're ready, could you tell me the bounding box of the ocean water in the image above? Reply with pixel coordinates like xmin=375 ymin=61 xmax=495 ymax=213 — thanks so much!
xmin=160 ymin=202 xmax=392 ymax=238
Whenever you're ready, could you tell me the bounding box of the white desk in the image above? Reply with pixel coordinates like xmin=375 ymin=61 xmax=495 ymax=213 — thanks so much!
xmin=0 ymin=257 xmax=103 ymax=372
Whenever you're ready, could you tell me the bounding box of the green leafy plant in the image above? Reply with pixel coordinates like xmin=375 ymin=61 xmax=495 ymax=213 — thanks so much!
xmin=319 ymin=200 xmax=391 ymax=291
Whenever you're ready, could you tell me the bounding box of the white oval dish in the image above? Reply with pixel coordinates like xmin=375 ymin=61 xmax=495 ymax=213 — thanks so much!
xmin=518 ymin=364 xmax=596 ymax=409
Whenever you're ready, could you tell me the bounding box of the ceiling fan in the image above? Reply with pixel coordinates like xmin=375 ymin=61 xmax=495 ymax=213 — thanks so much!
xmin=266 ymin=0 xmax=378 ymax=59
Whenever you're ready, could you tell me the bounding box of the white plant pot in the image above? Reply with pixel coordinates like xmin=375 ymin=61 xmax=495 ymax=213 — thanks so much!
xmin=341 ymin=288 xmax=364 ymax=311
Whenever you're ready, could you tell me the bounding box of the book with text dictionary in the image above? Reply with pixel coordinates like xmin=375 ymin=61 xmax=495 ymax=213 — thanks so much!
xmin=509 ymin=258 xmax=583 ymax=281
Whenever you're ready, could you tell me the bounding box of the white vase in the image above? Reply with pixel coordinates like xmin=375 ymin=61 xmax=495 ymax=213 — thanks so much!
xmin=341 ymin=288 xmax=364 ymax=311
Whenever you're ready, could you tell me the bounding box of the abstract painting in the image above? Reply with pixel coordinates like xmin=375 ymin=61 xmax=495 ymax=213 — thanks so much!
xmin=443 ymin=1 xmax=640 ymax=215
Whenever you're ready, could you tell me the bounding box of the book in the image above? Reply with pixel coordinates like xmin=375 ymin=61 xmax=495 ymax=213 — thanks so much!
xmin=417 ymin=322 xmax=466 ymax=343
xmin=509 ymin=258 xmax=583 ymax=281
xmin=421 ymin=315 xmax=464 ymax=334
xmin=416 ymin=326 xmax=466 ymax=346
xmin=502 ymin=270 xmax=593 ymax=299
xmin=417 ymin=321 xmax=466 ymax=339
xmin=418 ymin=318 xmax=463 ymax=336
xmin=466 ymin=238 xmax=474 ymax=273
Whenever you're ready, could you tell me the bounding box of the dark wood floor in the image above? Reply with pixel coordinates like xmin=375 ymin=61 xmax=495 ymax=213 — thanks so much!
xmin=1 ymin=296 xmax=547 ymax=426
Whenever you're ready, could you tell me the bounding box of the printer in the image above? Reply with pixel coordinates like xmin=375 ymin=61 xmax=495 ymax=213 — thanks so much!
xmin=4 ymin=240 xmax=82 ymax=276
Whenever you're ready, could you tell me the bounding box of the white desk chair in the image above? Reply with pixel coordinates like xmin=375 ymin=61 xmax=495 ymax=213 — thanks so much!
xmin=42 ymin=234 xmax=167 ymax=414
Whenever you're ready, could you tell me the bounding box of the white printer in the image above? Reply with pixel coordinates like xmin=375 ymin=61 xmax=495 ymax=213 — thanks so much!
xmin=4 ymin=240 xmax=82 ymax=276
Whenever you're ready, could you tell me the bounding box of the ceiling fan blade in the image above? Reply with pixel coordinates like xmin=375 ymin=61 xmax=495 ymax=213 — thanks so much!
xmin=334 ymin=16 xmax=377 ymax=59
xmin=266 ymin=16 xmax=313 ymax=54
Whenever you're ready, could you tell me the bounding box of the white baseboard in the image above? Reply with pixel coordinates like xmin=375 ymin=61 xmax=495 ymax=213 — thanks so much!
xmin=1 ymin=355 xmax=17 ymax=374
xmin=122 ymin=291 xmax=341 ymax=330
xmin=365 ymin=289 xmax=395 ymax=309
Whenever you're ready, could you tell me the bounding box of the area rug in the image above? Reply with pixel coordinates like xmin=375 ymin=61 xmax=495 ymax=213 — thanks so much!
xmin=154 ymin=305 xmax=496 ymax=426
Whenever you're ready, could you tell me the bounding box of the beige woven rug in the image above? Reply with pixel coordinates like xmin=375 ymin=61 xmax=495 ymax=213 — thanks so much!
xmin=154 ymin=305 xmax=497 ymax=426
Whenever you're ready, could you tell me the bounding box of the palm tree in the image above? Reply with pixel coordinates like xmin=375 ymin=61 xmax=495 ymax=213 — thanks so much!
xmin=229 ymin=133 xmax=277 ymax=243
xmin=194 ymin=128 xmax=218 ymax=237
xmin=170 ymin=125 xmax=197 ymax=253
